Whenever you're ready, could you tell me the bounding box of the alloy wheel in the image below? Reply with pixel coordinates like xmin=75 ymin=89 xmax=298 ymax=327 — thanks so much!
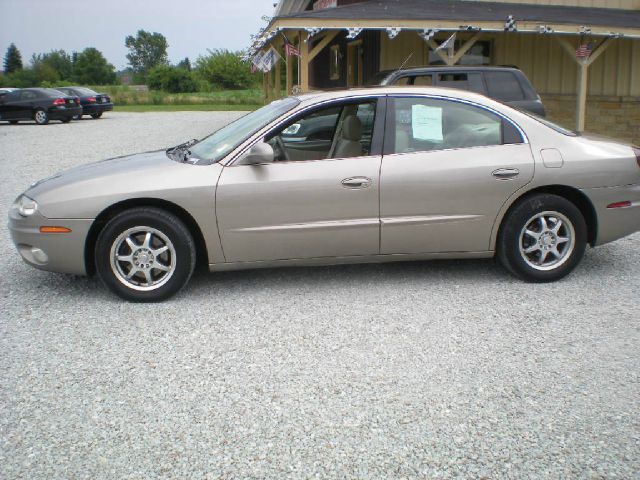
xmin=518 ymin=211 xmax=575 ymax=271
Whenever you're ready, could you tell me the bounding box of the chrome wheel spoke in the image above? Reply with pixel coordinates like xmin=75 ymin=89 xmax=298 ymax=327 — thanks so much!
xmin=117 ymin=254 xmax=133 ymax=264
xmin=125 ymin=236 xmax=138 ymax=251
xmin=153 ymin=245 xmax=169 ymax=256
xmin=154 ymin=262 xmax=170 ymax=272
xmin=551 ymin=218 xmax=563 ymax=233
xmin=524 ymin=244 xmax=540 ymax=254
xmin=142 ymin=269 xmax=152 ymax=285
xmin=538 ymin=249 xmax=550 ymax=265
xmin=556 ymin=236 xmax=569 ymax=244
xmin=142 ymin=232 xmax=152 ymax=249
xmin=538 ymin=216 xmax=548 ymax=231
xmin=524 ymin=229 xmax=540 ymax=240
xmin=126 ymin=267 xmax=139 ymax=279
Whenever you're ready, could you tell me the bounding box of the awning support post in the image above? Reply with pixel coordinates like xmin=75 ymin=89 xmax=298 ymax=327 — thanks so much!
xmin=556 ymin=36 xmax=615 ymax=132
xmin=300 ymin=30 xmax=310 ymax=92
xmin=427 ymin=32 xmax=481 ymax=66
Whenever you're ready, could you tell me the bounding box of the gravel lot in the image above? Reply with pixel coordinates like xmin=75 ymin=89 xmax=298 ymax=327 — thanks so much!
xmin=1 ymin=112 xmax=639 ymax=479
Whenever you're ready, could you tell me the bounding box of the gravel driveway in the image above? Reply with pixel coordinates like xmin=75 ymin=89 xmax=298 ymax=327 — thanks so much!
xmin=1 ymin=112 xmax=639 ymax=479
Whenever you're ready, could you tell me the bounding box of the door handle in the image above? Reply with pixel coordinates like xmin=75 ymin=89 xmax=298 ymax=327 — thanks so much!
xmin=492 ymin=168 xmax=520 ymax=179
xmin=341 ymin=176 xmax=372 ymax=188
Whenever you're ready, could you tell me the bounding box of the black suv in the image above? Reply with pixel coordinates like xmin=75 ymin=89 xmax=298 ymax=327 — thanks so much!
xmin=369 ymin=66 xmax=545 ymax=117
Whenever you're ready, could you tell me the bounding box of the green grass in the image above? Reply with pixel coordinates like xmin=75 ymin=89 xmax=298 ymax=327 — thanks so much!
xmin=115 ymin=104 xmax=261 ymax=112
xmin=91 ymin=85 xmax=265 ymax=107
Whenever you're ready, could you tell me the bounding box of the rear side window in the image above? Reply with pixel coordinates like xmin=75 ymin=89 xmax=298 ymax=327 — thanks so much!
xmin=484 ymin=71 xmax=525 ymax=101
xmin=437 ymin=72 xmax=484 ymax=94
xmin=19 ymin=91 xmax=38 ymax=100
xmin=386 ymin=97 xmax=523 ymax=154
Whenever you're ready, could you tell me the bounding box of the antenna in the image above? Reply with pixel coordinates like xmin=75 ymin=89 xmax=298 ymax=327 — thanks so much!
xmin=395 ymin=52 xmax=414 ymax=73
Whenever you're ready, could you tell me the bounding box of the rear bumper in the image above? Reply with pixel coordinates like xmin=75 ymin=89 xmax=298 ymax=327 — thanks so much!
xmin=583 ymin=183 xmax=640 ymax=246
xmin=8 ymin=208 xmax=92 ymax=276
xmin=81 ymin=103 xmax=114 ymax=115
xmin=48 ymin=105 xmax=83 ymax=119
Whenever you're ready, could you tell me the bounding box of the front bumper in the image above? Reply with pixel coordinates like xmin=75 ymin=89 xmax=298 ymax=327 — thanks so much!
xmin=583 ymin=183 xmax=640 ymax=246
xmin=8 ymin=208 xmax=93 ymax=276
xmin=81 ymin=102 xmax=114 ymax=115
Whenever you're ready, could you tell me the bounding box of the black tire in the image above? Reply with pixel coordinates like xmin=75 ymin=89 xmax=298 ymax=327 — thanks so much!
xmin=91 ymin=112 xmax=103 ymax=119
xmin=73 ymin=115 xmax=82 ymax=120
xmin=95 ymin=207 xmax=196 ymax=302
xmin=34 ymin=108 xmax=49 ymax=125
xmin=497 ymin=193 xmax=587 ymax=282
xmin=9 ymin=120 xmax=18 ymax=124
xmin=61 ymin=117 xmax=72 ymax=123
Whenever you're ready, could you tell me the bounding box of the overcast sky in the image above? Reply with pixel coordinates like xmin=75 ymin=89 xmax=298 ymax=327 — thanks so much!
xmin=0 ymin=0 xmax=275 ymax=70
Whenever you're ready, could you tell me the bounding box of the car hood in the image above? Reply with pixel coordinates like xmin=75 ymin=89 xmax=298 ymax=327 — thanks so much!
xmin=25 ymin=149 xmax=222 ymax=219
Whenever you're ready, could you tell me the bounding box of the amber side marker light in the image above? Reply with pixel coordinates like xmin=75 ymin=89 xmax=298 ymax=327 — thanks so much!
xmin=39 ymin=226 xmax=72 ymax=233
xmin=606 ymin=201 xmax=632 ymax=209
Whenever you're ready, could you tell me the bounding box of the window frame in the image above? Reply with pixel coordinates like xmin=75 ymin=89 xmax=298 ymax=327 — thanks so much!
xmin=382 ymin=95 xmax=527 ymax=156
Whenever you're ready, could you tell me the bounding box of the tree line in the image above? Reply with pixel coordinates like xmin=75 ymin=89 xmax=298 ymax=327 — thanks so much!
xmin=1 ymin=30 xmax=258 ymax=92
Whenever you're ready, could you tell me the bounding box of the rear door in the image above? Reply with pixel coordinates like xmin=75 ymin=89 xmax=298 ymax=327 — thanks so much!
xmin=379 ymin=95 xmax=534 ymax=254
xmin=15 ymin=90 xmax=39 ymax=119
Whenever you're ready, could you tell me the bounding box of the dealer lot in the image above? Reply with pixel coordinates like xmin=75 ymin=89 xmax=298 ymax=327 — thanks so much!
xmin=1 ymin=112 xmax=639 ymax=478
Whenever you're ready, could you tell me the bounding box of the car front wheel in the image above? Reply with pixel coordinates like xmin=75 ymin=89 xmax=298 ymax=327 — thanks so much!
xmin=95 ymin=207 xmax=196 ymax=301
xmin=34 ymin=109 xmax=49 ymax=125
xmin=498 ymin=193 xmax=587 ymax=282
xmin=91 ymin=112 xmax=103 ymax=119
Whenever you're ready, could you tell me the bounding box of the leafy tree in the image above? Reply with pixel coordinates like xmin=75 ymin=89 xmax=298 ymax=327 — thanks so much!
xmin=195 ymin=49 xmax=256 ymax=90
xmin=73 ymin=48 xmax=116 ymax=84
xmin=31 ymin=50 xmax=73 ymax=81
xmin=3 ymin=43 xmax=23 ymax=74
xmin=4 ymin=68 xmax=38 ymax=88
xmin=177 ymin=57 xmax=191 ymax=71
xmin=147 ymin=65 xmax=197 ymax=93
xmin=125 ymin=30 xmax=168 ymax=77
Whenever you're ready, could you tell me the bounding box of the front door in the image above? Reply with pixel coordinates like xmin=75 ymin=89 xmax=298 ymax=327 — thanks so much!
xmin=380 ymin=96 xmax=534 ymax=254
xmin=216 ymin=98 xmax=383 ymax=263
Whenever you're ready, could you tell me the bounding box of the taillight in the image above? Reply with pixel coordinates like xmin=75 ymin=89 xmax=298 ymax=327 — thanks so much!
xmin=75 ymin=98 xmax=80 ymax=104
xmin=52 ymin=98 xmax=65 ymax=106
xmin=87 ymin=97 xmax=96 ymax=103
xmin=633 ymin=147 xmax=640 ymax=168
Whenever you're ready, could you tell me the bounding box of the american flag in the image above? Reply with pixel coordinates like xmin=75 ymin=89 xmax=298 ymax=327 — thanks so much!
xmin=283 ymin=37 xmax=300 ymax=57
xmin=575 ymin=43 xmax=593 ymax=58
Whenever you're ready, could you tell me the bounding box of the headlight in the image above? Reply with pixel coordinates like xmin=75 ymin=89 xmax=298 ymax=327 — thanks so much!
xmin=15 ymin=195 xmax=38 ymax=217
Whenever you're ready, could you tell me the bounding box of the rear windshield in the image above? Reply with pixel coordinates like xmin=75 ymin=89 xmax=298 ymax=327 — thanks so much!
xmin=73 ymin=87 xmax=98 ymax=95
xmin=518 ymin=109 xmax=576 ymax=136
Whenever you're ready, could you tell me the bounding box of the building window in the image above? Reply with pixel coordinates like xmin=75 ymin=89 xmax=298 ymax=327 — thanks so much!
xmin=330 ymin=45 xmax=341 ymax=80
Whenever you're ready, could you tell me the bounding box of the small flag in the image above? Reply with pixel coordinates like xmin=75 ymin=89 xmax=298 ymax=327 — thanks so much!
xmin=283 ymin=36 xmax=300 ymax=57
xmin=386 ymin=27 xmax=401 ymax=39
xmin=346 ymin=27 xmax=362 ymax=39
xmin=418 ymin=29 xmax=438 ymax=42
xmin=579 ymin=26 xmax=592 ymax=35
xmin=538 ymin=25 xmax=554 ymax=34
xmin=504 ymin=15 xmax=517 ymax=32
xmin=435 ymin=32 xmax=456 ymax=52
xmin=575 ymin=43 xmax=593 ymax=58
xmin=304 ymin=27 xmax=322 ymax=42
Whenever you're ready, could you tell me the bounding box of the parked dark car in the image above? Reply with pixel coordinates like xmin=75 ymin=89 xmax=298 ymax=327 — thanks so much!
xmin=0 ymin=88 xmax=82 ymax=125
xmin=369 ymin=66 xmax=545 ymax=116
xmin=55 ymin=86 xmax=113 ymax=119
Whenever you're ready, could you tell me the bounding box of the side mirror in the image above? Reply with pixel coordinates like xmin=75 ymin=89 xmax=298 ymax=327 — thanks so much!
xmin=236 ymin=142 xmax=274 ymax=165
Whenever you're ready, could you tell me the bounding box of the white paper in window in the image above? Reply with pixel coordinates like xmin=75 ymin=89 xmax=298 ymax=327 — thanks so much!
xmin=412 ymin=104 xmax=443 ymax=142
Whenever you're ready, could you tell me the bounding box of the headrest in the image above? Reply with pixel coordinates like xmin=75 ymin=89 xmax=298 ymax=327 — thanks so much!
xmin=342 ymin=115 xmax=362 ymax=141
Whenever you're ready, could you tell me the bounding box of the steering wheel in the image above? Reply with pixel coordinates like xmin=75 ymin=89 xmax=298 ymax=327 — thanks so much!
xmin=273 ymin=135 xmax=290 ymax=162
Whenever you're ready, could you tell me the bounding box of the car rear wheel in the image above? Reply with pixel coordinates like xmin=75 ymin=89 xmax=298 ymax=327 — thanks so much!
xmin=9 ymin=120 xmax=18 ymax=124
xmin=73 ymin=115 xmax=82 ymax=120
xmin=91 ymin=112 xmax=103 ymax=119
xmin=34 ymin=109 xmax=49 ymax=125
xmin=498 ymin=193 xmax=587 ymax=282
xmin=95 ymin=207 xmax=196 ymax=302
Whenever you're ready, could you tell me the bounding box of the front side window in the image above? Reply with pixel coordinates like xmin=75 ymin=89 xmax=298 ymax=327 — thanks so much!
xmin=387 ymin=97 xmax=521 ymax=154
xmin=266 ymin=100 xmax=376 ymax=162
xmin=188 ymin=97 xmax=300 ymax=163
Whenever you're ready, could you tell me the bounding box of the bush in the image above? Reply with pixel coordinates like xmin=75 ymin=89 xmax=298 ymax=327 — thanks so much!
xmin=195 ymin=49 xmax=257 ymax=90
xmin=147 ymin=65 xmax=198 ymax=93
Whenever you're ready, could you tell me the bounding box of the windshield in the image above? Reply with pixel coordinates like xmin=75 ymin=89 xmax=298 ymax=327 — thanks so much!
xmin=189 ymin=97 xmax=300 ymax=163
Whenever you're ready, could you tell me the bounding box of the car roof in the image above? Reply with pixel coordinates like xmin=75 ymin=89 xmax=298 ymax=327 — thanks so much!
xmin=294 ymin=86 xmax=497 ymax=106
xmin=380 ymin=65 xmax=522 ymax=75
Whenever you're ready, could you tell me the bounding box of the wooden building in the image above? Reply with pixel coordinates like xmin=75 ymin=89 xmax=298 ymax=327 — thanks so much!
xmin=250 ymin=0 xmax=640 ymax=143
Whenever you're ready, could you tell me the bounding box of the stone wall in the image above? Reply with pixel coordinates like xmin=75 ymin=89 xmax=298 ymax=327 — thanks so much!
xmin=542 ymin=94 xmax=640 ymax=145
